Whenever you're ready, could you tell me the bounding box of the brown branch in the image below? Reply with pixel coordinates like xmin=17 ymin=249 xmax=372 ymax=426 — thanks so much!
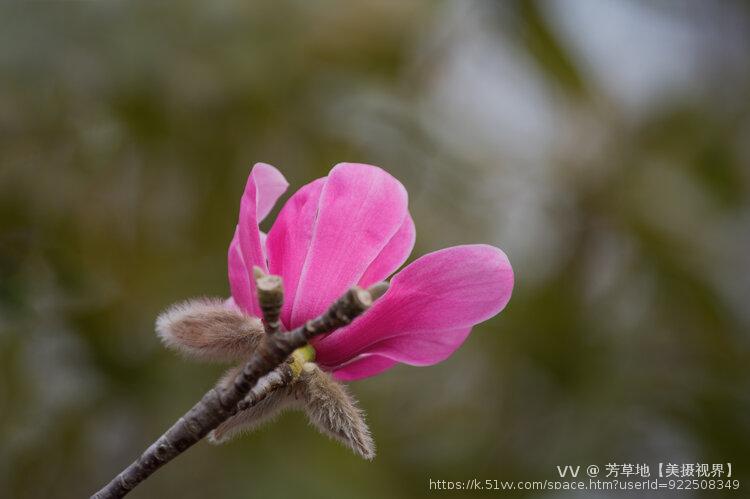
xmin=235 ymin=267 xmax=295 ymax=410
xmin=91 ymin=283 xmax=383 ymax=499
xmin=253 ymin=266 xmax=284 ymax=336
xmin=237 ymin=362 xmax=294 ymax=410
xmin=236 ymin=267 xmax=291 ymax=409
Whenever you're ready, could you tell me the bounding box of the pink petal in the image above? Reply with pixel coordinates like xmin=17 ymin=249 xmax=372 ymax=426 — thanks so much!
xmin=259 ymin=231 xmax=268 ymax=263
xmin=228 ymin=229 xmax=253 ymax=314
xmin=332 ymin=354 xmax=398 ymax=382
xmin=267 ymin=178 xmax=326 ymax=327
xmin=358 ymin=213 xmax=416 ymax=288
xmin=229 ymin=163 xmax=288 ymax=316
xmin=288 ymin=163 xmax=409 ymax=328
xmin=253 ymin=163 xmax=290 ymax=222
xmin=314 ymin=244 xmax=514 ymax=377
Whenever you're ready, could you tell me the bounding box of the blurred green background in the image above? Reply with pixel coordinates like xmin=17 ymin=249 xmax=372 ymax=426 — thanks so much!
xmin=2 ymin=1 xmax=749 ymax=498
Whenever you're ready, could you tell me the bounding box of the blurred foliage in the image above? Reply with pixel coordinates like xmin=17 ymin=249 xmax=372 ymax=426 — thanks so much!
xmin=1 ymin=1 xmax=749 ymax=498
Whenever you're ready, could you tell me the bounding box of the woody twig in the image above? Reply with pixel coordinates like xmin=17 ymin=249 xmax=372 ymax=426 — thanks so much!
xmin=92 ymin=272 xmax=386 ymax=499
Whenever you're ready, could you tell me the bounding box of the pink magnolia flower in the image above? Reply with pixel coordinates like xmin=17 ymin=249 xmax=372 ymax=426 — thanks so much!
xmin=228 ymin=162 xmax=514 ymax=381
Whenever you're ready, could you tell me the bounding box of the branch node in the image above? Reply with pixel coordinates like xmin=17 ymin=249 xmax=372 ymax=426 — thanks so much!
xmin=254 ymin=266 xmax=284 ymax=335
